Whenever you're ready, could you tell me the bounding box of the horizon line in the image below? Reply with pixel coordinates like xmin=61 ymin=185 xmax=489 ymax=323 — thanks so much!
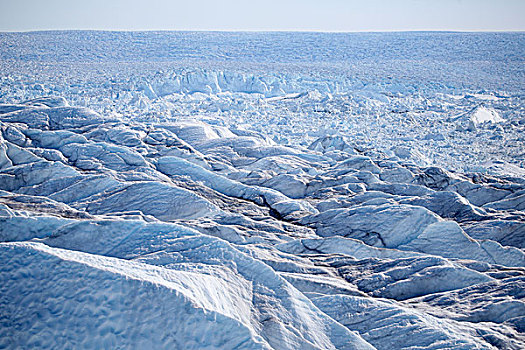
xmin=2 ymin=28 xmax=525 ymax=35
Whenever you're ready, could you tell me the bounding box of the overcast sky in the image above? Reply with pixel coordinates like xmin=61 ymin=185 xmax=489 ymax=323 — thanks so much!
xmin=0 ymin=0 xmax=524 ymax=32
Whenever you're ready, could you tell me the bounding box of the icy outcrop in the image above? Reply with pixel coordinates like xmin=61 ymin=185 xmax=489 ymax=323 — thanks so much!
xmin=313 ymin=294 xmax=518 ymax=349
xmin=85 ymin=182 xmax=219 ymax=220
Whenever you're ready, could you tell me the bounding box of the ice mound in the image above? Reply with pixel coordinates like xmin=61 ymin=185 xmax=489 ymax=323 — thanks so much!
xmin=470 ymin=106 xmax=504 ymax=126
xmin=455 ymin=106 xmax=505 ymax=131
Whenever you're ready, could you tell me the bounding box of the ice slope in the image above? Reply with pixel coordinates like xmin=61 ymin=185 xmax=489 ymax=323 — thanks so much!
xmin=0 ymin=242 xmax=269 ymax=350
xmin=1 ymin=31 xmax=525 ymax=349
xmin=1 ymin=228 xmax=374 ymax=350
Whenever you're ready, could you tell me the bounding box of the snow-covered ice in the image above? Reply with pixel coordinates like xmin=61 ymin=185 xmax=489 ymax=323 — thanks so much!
xmin=0 ymin=31 xmax=524 ymax=349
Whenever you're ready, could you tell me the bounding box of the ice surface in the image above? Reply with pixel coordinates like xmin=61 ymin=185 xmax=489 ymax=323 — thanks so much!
xmin=1 ymin=31 xmax=524 ymax=349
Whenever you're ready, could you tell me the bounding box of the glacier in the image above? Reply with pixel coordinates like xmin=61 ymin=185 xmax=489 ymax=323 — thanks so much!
xmin=0 ymin=31 xmax=524 ymax=349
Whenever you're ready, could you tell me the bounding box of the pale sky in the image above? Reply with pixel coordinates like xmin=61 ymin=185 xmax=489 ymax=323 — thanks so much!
xmin=0 ymin=0 xmax=524 ymax=32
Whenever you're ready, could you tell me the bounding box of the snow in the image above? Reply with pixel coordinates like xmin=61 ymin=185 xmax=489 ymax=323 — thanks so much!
xmin=1 ymin=31 xmax=525 ymax=349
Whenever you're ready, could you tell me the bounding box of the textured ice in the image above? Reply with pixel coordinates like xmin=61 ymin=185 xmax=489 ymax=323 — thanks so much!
xmin=1 ymin=31 xmax=524 ymax=349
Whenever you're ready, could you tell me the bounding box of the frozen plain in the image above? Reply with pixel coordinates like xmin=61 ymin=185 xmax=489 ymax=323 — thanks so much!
xmin=0 ymin=31 xmax=524 ymax=349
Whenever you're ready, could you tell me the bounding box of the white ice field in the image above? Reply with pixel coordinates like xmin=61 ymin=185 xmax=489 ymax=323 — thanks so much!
xmin=0 ymin=31 xmax=524 ymax=349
